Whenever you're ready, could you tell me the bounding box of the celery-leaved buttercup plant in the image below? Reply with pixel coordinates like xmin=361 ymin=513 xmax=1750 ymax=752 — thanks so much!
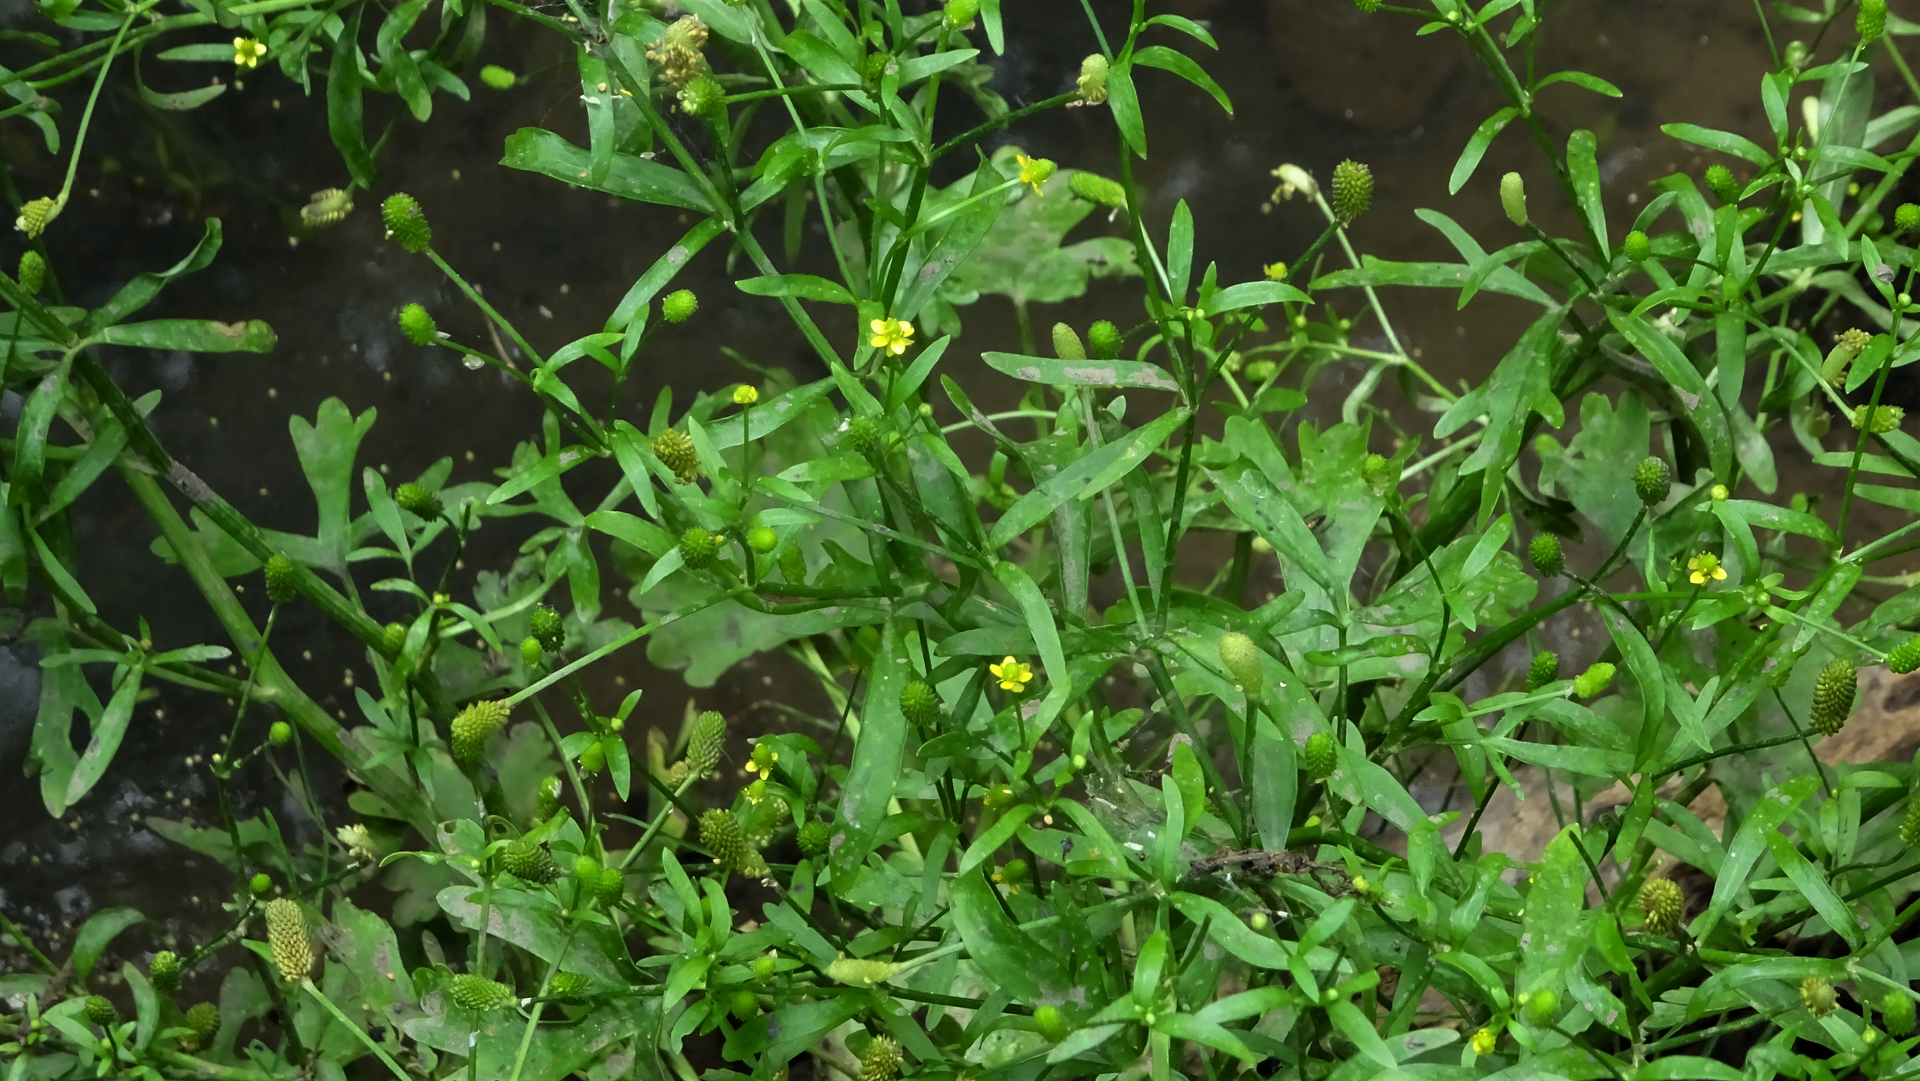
xmin=7 ymin=1 xmax=1920 ymax=1080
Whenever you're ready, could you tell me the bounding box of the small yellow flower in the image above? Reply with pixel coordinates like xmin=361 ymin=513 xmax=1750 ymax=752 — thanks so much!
xmin=1471 ymin=1028 xmax=1497 ymax=1055
xmin=869 ymin=317 xmax=914 ymax=356
xmin=234 ymin=37 xmax=267 ymax=68
xmin=1262 ymin=261 xmax=1288 ymax=281
xmin=1687 ymin=552 xmax=1727 ymax=586
xmin=989 ymin=655 xmax=1034 ymax=693
xmin=733 ymin=384 xmax=759 ymax=406
xmin=1710 ymin=483 xmax=1729 ymax=501
xmin=1016 ymin=153 xmax=1055 ymax=196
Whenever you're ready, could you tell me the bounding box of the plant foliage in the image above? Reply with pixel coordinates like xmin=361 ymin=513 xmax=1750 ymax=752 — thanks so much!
xmin=5 ymin=1 xmax=1920 ymax=1080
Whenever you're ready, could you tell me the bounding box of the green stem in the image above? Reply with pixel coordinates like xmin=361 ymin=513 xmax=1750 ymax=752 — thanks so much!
xmin=299 ymin=979 xmax=412 ymax=1081
xmin=49 ymin=2 xmax=148 ymax=212
xmin=932 ymin=92 xmax=1078 ymax=162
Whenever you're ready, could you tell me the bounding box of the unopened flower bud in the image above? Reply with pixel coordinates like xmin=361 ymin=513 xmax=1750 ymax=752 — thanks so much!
xmin=268 ymin=721 xmax=292 ymax=746
xmin=1217 ymin=631 xmax=1263 ymax=696
xmin=1802 ymin=976 xmax=1839 ymax=1017
xmin=826 ymin=955 xmax=897 ymax=986
xmin=1076 ymin=54 xmax=1109 ymax=105
xmin=1052 ymin=322 xmax=1086 ymax=361
xmin=1068 ymin=171 xmax=1126 ymax=209
xmin=1622 ymin=230 xmax=1651 ymax=262
xmin=943 ymin=0 xmax=978 ymax=28
xmin=1501 ymin=172 xmax=1528 ymax=226
xmin=1573 ymin=662 xmax=1616 ymax=699
xmin=1033 ymin=1004 xmax=1069 ymax=1041
xmin=480 ymin=65 xmax=516 ymax=89
xmin=1884 ymin=990 xmax=1916 ymax=1036
xmin=1524 ymin=989 xmax=1558 ymax=1027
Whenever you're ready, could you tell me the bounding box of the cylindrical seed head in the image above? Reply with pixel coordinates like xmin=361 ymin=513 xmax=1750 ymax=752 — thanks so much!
xmin=264 ymin=899 xmax=311 ymax=982
xmin=450 ymin=700 xmax=510 ymax=764
xmin=1810 ymin=657 xmax=1857 ymax=736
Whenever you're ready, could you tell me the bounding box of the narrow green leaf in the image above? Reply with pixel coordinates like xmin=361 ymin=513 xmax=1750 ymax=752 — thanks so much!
xmin=982 ymin=351 xmax=1178 ymax=391
xmin=1661 ymin=122 xmax=1771 ymax=165
xmin=735 ymin=274 xmax=856 ymax=304
xmin=949 ymin=870 xmax=1068 ymax=1003
xmin=69 ymin=907 xmax=144 ymax=983
xmin=1107 ymin=63 xmax=1147 ymax=159
xmin=1132 ymin=45 xmax=1231 ymax=115
xmin=1450 ymin=107 xmax=1518 ymax=195
xmin=1566 ymin=129 xmax=1607 ymax=249
xmin=831 ymin=621 xmax=909 ymax=884
xmin=1692 ymin=774 xmax=1819 ymax=946
xmin=994 ymin=561 xmax=1070 ymax=741
xmin=28 ymin=525 xmax=94 ymax=613
xmin=1167 ymin=199 xmax=1194 ymax=304
xmin=96 ymin=318 xmax=276 ymax=352
xmin=64 ymin=664 xmax=142 ymax=809
xmin=502 ymin=128 xmax=713 ymax=212
xmin=986 ymin=408 xmax=1185 ymax=550
xmin=1203 ymin=280 xmax=1310 ymax=314
xmin=326 ymin=7 xmax=377 ymax=189
xmin=1765 ymin=832 xmax=1861 ymax=949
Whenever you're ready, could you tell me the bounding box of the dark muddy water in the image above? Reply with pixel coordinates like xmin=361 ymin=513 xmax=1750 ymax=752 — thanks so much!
xmin=0 ymin=0 xmax=1890 ymax=999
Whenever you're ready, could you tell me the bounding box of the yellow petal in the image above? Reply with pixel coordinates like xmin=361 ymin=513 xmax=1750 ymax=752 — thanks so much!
xmin=870 ymin=319 xmax=885 ymax=333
